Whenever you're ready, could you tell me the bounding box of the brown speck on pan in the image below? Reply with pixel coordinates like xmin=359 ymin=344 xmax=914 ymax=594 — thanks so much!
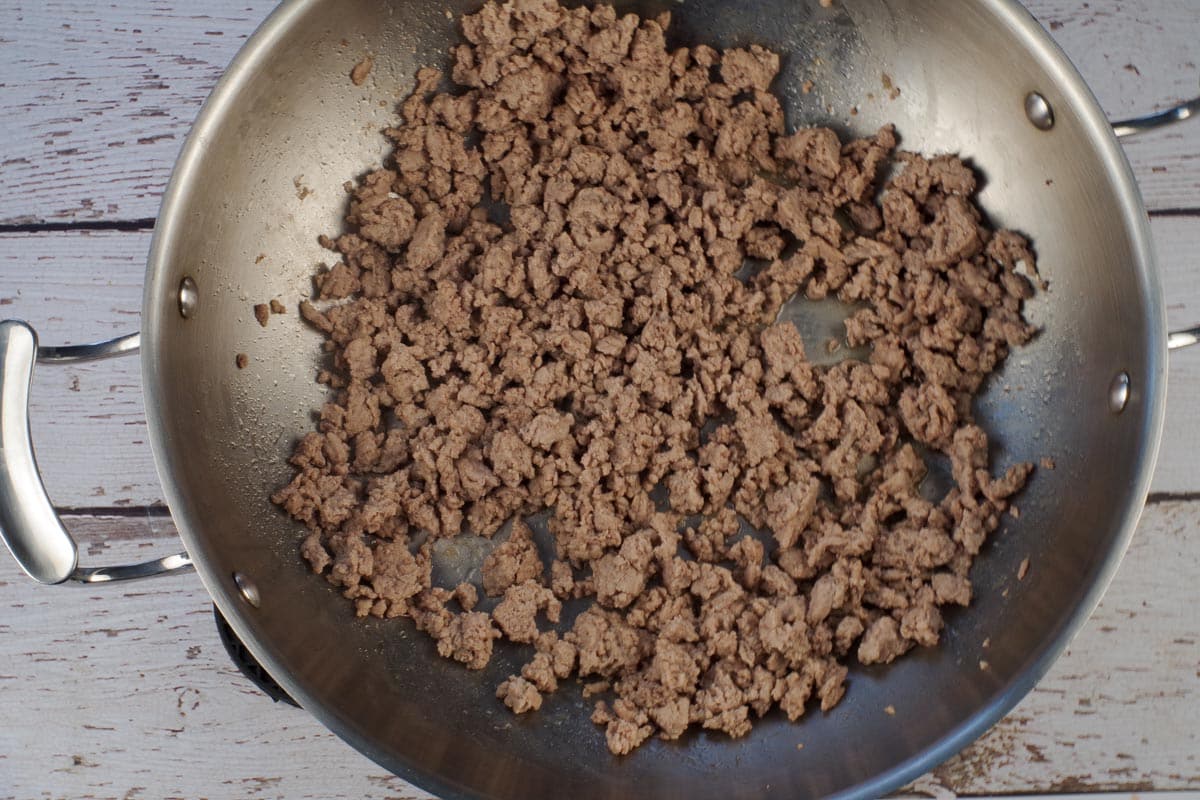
xmin=1040 ymin=456 xmax=1056 ymax=470
xmin=235 ymin=353 xmax=249 ymax=369
xmin=351 ymin=54 xmax=374 ymax=86
xmin=269 ymin=298 xmax=287 ymax=315
xmin=339 ymin=37 xmax=349 ymax=47
xmin=1009 ymin=504 xmax=1020 ymax=519
xmin=866 ymin=92 xmax=875 ymax=102
xmin=253 ymin=303 xmax=270 ymax=327
xmin=445 ymin=8 xmax=454 ymax=19
xmin=796 ymin=743 xmax=804 ymax=751
xmin=1045 ymin=178 xmax=1054 ymax=186
xmin=255 ymin=253 xmax=266 ymax=264
xmin=1017 ymin=557 xmax=1030 ymax=581
xmin=982 ymin=637 xmax=991 ymax=649
xmin=318 ymin=233 xmax=336 ymax=249
xmin=849 ymin=105 xmax=859 ymax=116
xmin=294 ymin=175 xmax=313 ymax=201
xmin=884 ymin=705 xmax=896 ymax=716
xmin=819 ymin=0 xmax=833 ymax=7
xmin=881 ymin=72 xmax=901 ymax=101
xmin=979 ymin=660 xmax=990 ymax=671
xmin=801 ymin=79 xmax=814 ymax=94
xmin=1002 ymin=587 xmax=1010 ymax=598
xmin=825 ymin=338 xmax=841 ymax=354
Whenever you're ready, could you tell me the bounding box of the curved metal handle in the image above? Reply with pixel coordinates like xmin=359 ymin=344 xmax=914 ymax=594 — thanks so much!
xmin=1110 ymin=93 xmax=1200 ymax=350
xmin=1170 ymin=327 xmax=1200 ymax=351
xmin=1113 ymin=95 xmax=1200 ymax=139
xmin=0 ymin=320 xmax=192 ymax=584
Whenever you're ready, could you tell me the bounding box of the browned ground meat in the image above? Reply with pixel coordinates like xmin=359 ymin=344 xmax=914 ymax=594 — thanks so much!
xmin=275 ymin=0 xmax=1038 ymax=755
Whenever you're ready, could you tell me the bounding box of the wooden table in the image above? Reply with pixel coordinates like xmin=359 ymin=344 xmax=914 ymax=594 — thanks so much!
xmin=1 ymin=2 xmax=1197 ymax=798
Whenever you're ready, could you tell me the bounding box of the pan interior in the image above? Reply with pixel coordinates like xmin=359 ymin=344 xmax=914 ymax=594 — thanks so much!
xmin=141 ymin=1 xmax=1163 ymax=798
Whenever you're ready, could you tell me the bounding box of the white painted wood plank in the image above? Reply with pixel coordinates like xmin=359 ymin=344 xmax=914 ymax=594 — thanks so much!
xmin=1 ymin=502 xmax=1196 ymax=798
xmin=1157 ymin=214 xmax=1200 ymax=496
xmin=3 ymin=215 xmax=1198 ymax=508
xmin=0 ymin=0 xmax=264 ymax=225
xmin=0 ymin=0 xmax=1198 ymax=224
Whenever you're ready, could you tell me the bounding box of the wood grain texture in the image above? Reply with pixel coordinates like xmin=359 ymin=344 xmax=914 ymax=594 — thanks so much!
xmin=1 ymin=0 xmax=1199 ymax=224
xmin=0 ymin=1 xmax=262 ymax=225
xmin=3 ymin=216 xmax=1197 ymax=508
xmin=1 ymin=503 xmax=1196 ymax=799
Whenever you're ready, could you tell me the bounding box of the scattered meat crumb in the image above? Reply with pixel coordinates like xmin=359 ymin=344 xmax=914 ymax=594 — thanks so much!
xmin=881 ymin=72 xmax=900 ymax=100
xmin=884 ymin=705 xmax=896 ymax=716
xmin=253 ymin=303 xmax=270 ymax=327
xmin=1040 ymin=456 xmax=1056 ymax=470
xmin=236 ymin=353 xmax=249 ymax=369
xmin=293 ymin=176 xmax=312 ymax=201
xmin=351 ymin=55 xmax=374 ymax=86
xmin=1017 ymin=557 xmax=1031 ymax=581
xmin=269 ymin=298 xmax=287 ymax=315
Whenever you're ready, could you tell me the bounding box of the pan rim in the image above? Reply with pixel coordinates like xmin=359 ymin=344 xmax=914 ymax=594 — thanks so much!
xmin=140 ymin=0 xmax=1167 ymax=798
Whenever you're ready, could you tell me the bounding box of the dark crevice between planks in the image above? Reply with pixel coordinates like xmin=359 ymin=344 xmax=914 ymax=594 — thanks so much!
xmin=58 ymin=505 xmax=172 ymax=518
xmin=1146 ymin=491 xmax=1200 ymax=504
xmin=0 ymin=218 xmax=155 ymax=234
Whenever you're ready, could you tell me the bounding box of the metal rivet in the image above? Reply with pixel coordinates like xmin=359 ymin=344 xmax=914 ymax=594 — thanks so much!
xmin=178 ymin=276 xmax=198 ymax=319
xmin=1108 ymin=372 xmax=1131 ymax=414
xmin=1025 ymin=92 xmax=1055 ymax=131
xmin=233 ymin=572 xmax=260 ymax=608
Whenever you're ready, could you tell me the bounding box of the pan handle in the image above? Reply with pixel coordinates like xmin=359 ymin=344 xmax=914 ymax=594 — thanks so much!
xmin=1170 ymin=327 xmax=1200 ymax=350
xmin=1112 ymin=95 xmax=1200 ymax=138
xmin=1110 ymin=92 xmax=1200 ymax=349
xmin=0 ymin=320 xmax=193 ymax=584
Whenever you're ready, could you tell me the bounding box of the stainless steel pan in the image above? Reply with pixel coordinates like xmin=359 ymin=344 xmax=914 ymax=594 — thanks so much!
xmin=3 ymin=1 xmax=1199 ymax=798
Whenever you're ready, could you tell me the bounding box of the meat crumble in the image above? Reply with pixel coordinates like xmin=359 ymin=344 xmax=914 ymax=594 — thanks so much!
xmin=274 ymin=0 xmax=1038 ymax=754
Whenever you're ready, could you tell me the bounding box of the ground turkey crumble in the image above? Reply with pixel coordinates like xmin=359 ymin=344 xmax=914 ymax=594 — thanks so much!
xmin=274 ymin=0 xmax=1040 ymax=755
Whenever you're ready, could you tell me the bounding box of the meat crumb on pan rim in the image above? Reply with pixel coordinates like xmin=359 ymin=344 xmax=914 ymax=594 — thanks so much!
xmin=274 ymin=0 xmax=1040 ymax=755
